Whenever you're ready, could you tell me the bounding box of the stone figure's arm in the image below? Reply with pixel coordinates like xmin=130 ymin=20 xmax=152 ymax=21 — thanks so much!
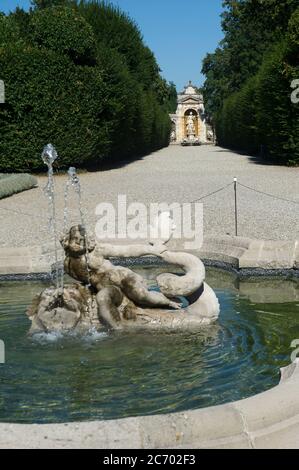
xmin=95 ymin=242 xmax=167 ymax=258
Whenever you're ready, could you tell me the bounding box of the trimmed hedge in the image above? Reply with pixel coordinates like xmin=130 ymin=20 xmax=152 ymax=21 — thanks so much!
xmin=0 ymin=13 xmax=23 ymax=47
xmin=0 ymin=45 xmax=108 ymax=171
xmin=76 ymin=0 xmax=157 ymax=87
xmin=215 ymin=7 xmax=299 ymax=165
xmin=29 ymin=6 xmax=97 ymax=64
xmin=256 ymin=41 xmax=299 ymax=163
xmin=0 ymin=3 xmax=173 ymax=172
xmin=0 ymin=173 xmax=38 ymax=199
xmin=216 ymin=76 xmax=259 ymax=155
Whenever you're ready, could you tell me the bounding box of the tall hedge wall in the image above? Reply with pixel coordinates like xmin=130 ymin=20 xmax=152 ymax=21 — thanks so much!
xmin=215 ymin=8 xmax=299 ymax=164
xmin=0 ymin=2 xmax=174 ymax=172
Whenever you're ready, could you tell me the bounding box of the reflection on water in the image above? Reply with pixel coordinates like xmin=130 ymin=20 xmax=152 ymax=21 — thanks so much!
xmin=0 ymin=268 xmax=298 ymax=424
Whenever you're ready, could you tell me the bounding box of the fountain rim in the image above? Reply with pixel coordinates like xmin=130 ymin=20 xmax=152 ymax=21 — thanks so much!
xmin=0 ymin=236 xmax=299 ymax=448
xmin=0 ymin=256 xmax=299 ymax=281
xmin=1 ymin=235 xmax=299 ymax=280
xmin=0 ymin=360 xmax=298 ymax=449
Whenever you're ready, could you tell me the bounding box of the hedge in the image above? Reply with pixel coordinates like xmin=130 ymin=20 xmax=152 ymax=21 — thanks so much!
xmin=0 ymin=3 xmax=172 ymax=172
xmin=216 ymin=77 xmax=259 ymax=155
xmin=256 ymin=42 xmax=299 ymax=163
xmin=0 ymin=173 xmax=38 ymax=199
xmin=215 ymin=8 xmax=299 ymax=165
xmin=0 ymin=13 xmax=23 ymax=47
xmin=0 ymin=45 xmax=108 ymax=171
xmin=29 ymin=6 xmax=97 ymax=65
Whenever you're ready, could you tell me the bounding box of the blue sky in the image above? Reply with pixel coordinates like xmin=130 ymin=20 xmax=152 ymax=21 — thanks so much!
xmin=1 ymin=0 xmax=224 ymax=90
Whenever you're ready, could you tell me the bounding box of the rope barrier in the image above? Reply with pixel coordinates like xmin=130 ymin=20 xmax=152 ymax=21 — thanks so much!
xmin=0 ymin=180 xmax=297 ymax=219
xmin=190 ymin=182 xmax=234 ymax=203
xmin=237 ymin=182 xmax=299 ymax=205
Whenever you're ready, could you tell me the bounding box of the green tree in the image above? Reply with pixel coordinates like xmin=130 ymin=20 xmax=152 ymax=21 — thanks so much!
xmin=202 ymin=48 xmax=230 ymax=116
xmin=202 ymin=0 xmax=299 ymax=116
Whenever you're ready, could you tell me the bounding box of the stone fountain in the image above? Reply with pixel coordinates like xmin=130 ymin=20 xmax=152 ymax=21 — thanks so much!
xmin=27 ymin=225 xmax=220 ymax=333
xmin=27 ymin=146 xmax=220 ymax=335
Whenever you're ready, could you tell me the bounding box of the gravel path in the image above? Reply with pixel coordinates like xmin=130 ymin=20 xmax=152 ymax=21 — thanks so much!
xmin=0 ymin=145 xmax=298 ymax=248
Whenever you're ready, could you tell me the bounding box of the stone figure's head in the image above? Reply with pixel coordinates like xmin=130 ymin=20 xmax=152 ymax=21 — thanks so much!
xmin=61 ymin=225 xmax=95 ymax=257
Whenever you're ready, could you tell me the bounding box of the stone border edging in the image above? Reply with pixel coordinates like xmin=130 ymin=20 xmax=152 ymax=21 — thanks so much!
xmin=0 ymin=235 xmax=298 ymax=277
xmin=199 ymin=236 xmax=299 ymax=270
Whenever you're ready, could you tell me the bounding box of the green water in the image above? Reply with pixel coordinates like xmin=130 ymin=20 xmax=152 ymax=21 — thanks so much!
xmin=0 ymin=269 xmax=299 ymax=424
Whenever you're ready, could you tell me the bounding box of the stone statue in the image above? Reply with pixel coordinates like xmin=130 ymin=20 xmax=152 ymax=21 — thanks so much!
xmin=27 ymin=225 xmax=220 ymax=334
xmin=186 ymin=112 xmax=196 ymax=136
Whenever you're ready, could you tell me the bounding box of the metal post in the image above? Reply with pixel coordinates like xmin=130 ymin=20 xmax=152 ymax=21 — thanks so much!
xmin=234 ymin=177 xmax=238 ymax=237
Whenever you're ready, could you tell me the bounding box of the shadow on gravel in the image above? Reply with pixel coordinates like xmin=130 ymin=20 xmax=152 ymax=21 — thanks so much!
xmin=85 ymin=151 xmax=157 ymax=173
xmin=214 ymin=148 xmax=290 ymax=167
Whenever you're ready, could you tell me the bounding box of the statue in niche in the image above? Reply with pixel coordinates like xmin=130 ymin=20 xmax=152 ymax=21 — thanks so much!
xmin=186 ymin=112 xmax=196 ymax=136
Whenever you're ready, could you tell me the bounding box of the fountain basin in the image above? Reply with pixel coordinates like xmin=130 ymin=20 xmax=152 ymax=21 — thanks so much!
xmin=0 ymin=266 xmax=299 ymax=449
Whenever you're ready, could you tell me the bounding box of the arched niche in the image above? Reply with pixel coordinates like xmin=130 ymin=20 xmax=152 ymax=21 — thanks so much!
xmin=184 ymin=109 xmax=199 ymax=138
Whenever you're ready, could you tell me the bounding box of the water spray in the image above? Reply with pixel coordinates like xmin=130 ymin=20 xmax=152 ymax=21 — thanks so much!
xmin=64 ymin=167 xmax=92 ymax=288
xmin=41 ymin=143 xmax=61 ymax=291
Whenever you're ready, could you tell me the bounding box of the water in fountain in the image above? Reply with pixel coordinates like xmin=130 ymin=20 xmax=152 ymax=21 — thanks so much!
xmin=1 ymin=271 xmax=299 ymax=423
xmin=63 ymin=167 xmax=72 ymax=235
xmin=41 ymin=144 xmax=62 ymax=291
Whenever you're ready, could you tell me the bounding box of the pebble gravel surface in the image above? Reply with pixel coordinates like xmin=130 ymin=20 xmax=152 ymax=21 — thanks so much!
xmin=0 ymin=145 xmax=298 ymax=248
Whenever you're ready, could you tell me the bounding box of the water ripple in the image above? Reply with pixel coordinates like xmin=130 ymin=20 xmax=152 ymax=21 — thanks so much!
xmin=0 ymin=280 xmax=298 ymax=423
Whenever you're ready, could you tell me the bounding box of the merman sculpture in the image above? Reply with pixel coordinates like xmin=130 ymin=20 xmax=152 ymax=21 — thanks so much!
xmin=27 ymin=225 xmax=220 ymax=334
